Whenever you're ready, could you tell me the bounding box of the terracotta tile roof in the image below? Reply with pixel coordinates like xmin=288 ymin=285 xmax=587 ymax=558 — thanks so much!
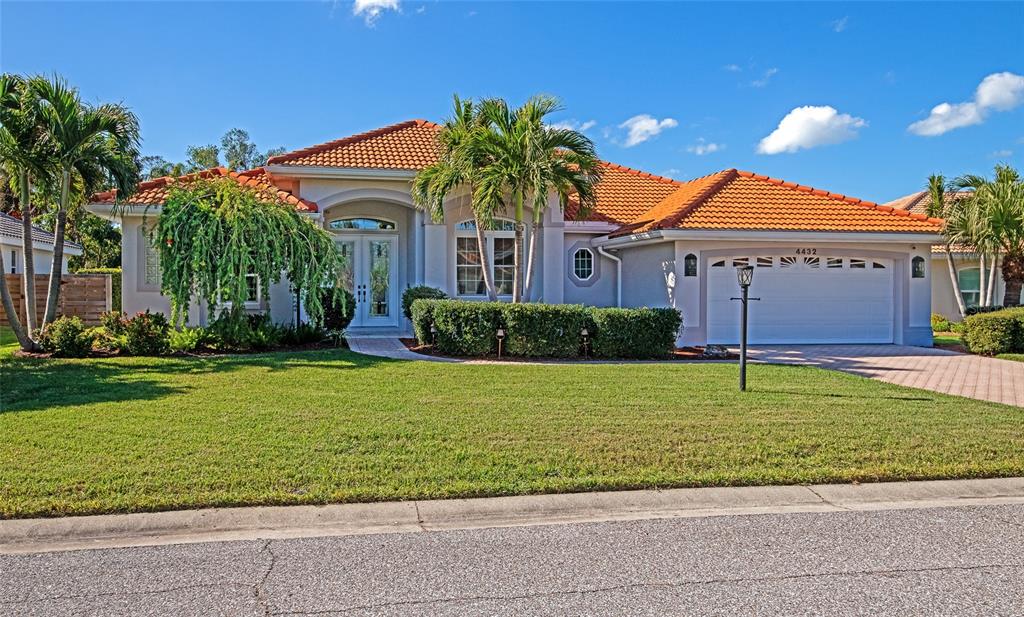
xmin=267 ymin=120 xmax=442 ymax=169
xmin=567 ymin=163 xmax=682 ymax=225
xmin=90 ymin=167 xmax=318 ymax=213
xmin=612 ymin=170 xmax=944 ymax=236
xmin=883 ymin=190 xmax=971 ymax=216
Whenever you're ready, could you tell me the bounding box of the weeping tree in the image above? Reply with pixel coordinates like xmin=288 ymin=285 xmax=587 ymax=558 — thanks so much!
xmin=155 ymin=177 xmax=344 ymax=327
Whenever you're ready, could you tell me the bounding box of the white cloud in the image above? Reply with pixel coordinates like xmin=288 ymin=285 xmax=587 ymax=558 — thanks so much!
xmin=723 ymin=64 xmax=742 ymax=72
xmin=757 ymin=105 xmax=867 ymax=154
xmin=660 ymin=168 xmax=683 ymax=179
xmin=353 ymin=0 xmax=399 ymax=25
xmin=831 ymin=16 xmax=849 ymax=32
xmin=686 ymin=138 xmax=724 ymax=156
xmin=618 ymin=115 xmax=678 ymax=147
xmin=415 ymin=4 xmax=425 ymax=13
xmin=548 ymin=119 xmax=597 ymax=133
xmin=990 ymin=149 xmax=1014 ymax=158
xmin=750 ymin=67 xmax=779 ymax=88
xmin=909 ymin=71 xmax=1024 ymax=136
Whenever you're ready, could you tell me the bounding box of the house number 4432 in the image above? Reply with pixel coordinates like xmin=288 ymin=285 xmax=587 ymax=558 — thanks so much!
xmin=795 ymin=248 xmax=817 ymax=255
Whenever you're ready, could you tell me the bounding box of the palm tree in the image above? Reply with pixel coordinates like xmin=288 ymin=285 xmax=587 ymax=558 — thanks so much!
xmin=412 ymin=96 xmax=499 ymax=300
xmin=30 ymin=75 xmax=140 ymax=328
xmin=0 ymin=73 xmax=52 ymax=346
xmin=475 ymin=96 xmax=602 ymax=302
xmin=927 ymin=174 xmax=969 ymax=317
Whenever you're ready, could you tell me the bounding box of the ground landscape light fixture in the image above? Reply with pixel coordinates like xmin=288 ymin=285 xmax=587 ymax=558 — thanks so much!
xmin=731 ymin=265 xmax=760 ymax=392
xmin=496 ymin=327 xmax=506 ymax=358
xmin=430 ymin=322 xmax=437 ymax=346
xmin=581 ymin=327 xmax=590 ymax=357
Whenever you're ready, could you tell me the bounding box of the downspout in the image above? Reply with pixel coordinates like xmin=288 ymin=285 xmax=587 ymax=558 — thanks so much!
xmin=597 ymin=246 xmax=622 ymax=307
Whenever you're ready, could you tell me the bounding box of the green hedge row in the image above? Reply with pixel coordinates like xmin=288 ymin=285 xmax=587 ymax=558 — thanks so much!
xmin=961 ymin=307 xmax=1024 ymax=355
xmin=411 ymin=299 xmax=682 ymax=359
xmin=75 ymin=267 xmax=122 ymax=312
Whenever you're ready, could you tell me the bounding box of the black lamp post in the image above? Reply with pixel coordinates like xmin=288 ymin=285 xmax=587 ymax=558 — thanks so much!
xmin=731 ymin=265 xmax=760 ymax=391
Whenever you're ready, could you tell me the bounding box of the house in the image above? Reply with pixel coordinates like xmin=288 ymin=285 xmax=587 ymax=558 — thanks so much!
xmin=0 ymin=211 xmax=83 ymax=275
xmin=86 ymin=119 xmax=944 ymax=346
xmin=883 ymin=190 xmax=1004 ymax=320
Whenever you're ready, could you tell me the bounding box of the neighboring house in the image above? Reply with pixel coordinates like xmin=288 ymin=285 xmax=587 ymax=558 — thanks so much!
xmin=87 ymin=119 xmax=943 ymax=346
xmin=0 ymin=211 xmax=83 ymax=275
xmin=884 ymin=190 xmax=1004 ymax=320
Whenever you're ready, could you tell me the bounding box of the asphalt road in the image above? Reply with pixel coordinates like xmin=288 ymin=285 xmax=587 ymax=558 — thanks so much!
xmin=2 ymin=504 xmax=1022 ymax=616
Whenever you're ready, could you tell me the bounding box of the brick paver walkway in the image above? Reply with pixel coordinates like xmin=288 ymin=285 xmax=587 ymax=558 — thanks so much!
xmin=747 ymin=345 xmax=1024 ymax=407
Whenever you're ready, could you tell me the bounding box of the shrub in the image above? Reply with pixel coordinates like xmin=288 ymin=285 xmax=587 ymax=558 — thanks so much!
xmin=321 ymin=288 xmax=355 ymax=331
xmin=411 ymin=298 xmax=439 ymax=344
xmin=501 ymin=303 xmax=592 ymax=358
xmin=961 ymin=307 xmax=1024 ymax=355
xmin=590 ymin=307 xmax=682 ymax=359
xmin=429 ymin=300 xmax=504 ymax=356
xmin=931 ymin=313 xmax=951 ymax=333
xmin=76 ymin=268 xmax=122 ymax=312
xmin=402 ymin=286 xmax=448 ymax=321
xmin=168 ymin=327 xmax=206 ymax=353
xmin=100 ymin=310 xmax=127 ymax=334
xmin=412 ymin=300 xmax=683 ymax=359
xmin=207 ymin=311 xmax=285 ymax=351
xmin=40 ymin=316 xmax=94 ymax=357
xmin=280 ymin=323 xmax=327 ymax=346
xmin=122 ymin=310 xmax=170 ymax=356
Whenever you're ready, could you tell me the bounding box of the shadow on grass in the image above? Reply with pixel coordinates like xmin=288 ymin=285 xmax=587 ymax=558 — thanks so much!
xmin=0 ymin=348 xmax=393 ymax=413
xmin=755 ymin=388 xmax=935 ymax=403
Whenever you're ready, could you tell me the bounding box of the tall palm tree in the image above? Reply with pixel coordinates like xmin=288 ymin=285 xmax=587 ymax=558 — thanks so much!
xmin=0 ymin=73 xmax=52 ymax=346
xmin=978 ymin=166 xmax=1024 ymax=305
xmin=31 ymin=75 xmax=140 ymax=328
xmin=927 ymin=174 xmax=968 ymax=317
xmin=412 ymin=96 xmax=499 ymax=300
xmin=475 ymin=95 xmax=602 ymax=302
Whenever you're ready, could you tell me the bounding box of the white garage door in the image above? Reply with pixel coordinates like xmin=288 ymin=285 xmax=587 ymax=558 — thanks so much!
xmin=707 ymin=254 xmax=894 ymax=344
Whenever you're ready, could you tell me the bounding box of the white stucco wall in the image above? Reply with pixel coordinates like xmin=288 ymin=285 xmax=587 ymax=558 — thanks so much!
xmin=562 ymin=233 xmax=617 ymax=306
xmin=620 ymin=242 xmax=677 ymax=309
xmin=1 ymin=240 xmax=73 ymax=275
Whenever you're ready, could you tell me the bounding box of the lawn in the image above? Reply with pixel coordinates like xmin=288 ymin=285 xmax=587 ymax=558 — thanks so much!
xmin=1 ymin=348 xmax=1023 ymax=519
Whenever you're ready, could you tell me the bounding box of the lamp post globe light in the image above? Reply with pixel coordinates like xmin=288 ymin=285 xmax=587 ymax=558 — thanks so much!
xmin=731 ymin=265 xmax=759 ymax=392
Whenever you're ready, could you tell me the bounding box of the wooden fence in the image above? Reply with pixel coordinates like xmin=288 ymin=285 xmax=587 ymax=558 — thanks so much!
xmin=1 ymin=274 xmax=112 ymax=327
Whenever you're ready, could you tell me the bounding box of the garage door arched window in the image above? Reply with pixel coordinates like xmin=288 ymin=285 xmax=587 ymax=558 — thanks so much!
xmin=911 ymin=256 xmax=926 ymax=278
xmin=573 ymin=248 xmax=594 ymax=280
xmin=684 ymin=253 xmax=697 ymax=277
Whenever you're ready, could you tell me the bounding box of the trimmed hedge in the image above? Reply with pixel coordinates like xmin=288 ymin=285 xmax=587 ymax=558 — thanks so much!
xmin=590 ymin=307 xmax=683 ymax=359
xmin=76 ymin=267 xmax=122 ymax=312
xmin=961 ymin=307 xmax=1024 ymax=355
xmin=411 ymin=299 xmax=682 ymax=359
xmin=402 ymin=285 xmax=447 ymax=320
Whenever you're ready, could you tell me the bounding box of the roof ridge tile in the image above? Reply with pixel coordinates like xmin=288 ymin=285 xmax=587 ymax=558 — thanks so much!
xmin=267 ymin=119 xmax=438 ymax=165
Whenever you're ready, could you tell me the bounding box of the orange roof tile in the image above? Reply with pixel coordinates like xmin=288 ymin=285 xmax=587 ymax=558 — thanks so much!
xmin=567 ymin=162 xmax=682 ymax=225
xmin=90 ymin=167 xmax=318 ymax=212
xmin=267 ymin=119 xmax=442 ymax=169
xmin=613 ymin=170 xmax=944 ymax=236
xmin=883 ymin=190 xmax=971 ymax=216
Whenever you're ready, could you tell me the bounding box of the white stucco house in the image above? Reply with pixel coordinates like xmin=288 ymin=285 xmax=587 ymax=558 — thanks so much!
xmin=884 ymin=190 xmax=1005 ymax=321
xmin=1 ymin=211 xmax=82 ymax=275
xmin=87 ymin=119 xmax=944 ymax=346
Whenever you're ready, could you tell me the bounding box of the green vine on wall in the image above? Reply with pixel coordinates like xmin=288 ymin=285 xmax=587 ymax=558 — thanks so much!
xmin=154 ymin=177 xmax=343 ymax=326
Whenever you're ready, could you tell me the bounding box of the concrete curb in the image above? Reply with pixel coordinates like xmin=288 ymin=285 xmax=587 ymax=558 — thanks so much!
xmin=2 ymin=478 xmax=1022 ymax=554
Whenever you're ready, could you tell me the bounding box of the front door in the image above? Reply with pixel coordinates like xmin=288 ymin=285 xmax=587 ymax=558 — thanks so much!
xmin=336 ymin=235 xmax=399 ymax=327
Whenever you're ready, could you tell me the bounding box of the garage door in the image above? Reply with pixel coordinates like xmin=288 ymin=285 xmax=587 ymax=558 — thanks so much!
xmin=707 ymin=254 xmax=894 ymax=344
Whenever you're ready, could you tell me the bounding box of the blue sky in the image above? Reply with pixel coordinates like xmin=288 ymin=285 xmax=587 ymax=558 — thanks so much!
xmin=3 ymin=1 xmax=1022 ymax=201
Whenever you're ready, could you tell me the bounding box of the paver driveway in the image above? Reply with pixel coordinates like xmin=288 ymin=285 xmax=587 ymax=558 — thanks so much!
xmin=748 ymin=345 xmax=1024 ymax=407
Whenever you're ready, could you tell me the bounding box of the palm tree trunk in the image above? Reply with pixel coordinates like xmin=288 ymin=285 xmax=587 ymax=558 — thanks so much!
xmin=987 ymin=253 xmax=999 ymax=306
xmin=18 ymin=171 xmax=38 ymax=335
xmin=473 ymin=213 xmax=497 ymax=301
xmin=0 ymin=248 xmax=34 ymax=351
xmin=979 ymin=253 xmax=988 ymax=307
xmin=945 ymin=245 xmax=967 ymax=318
xmin=1001 ymin=251 xmax=1023 ymax=307
xmin=42 ymin=168 xmax=71 ymax=329
xmin=523 ymin=215 xmax=541 ymax=302
xmin=512 ymin=190 xmax=524 ymax=303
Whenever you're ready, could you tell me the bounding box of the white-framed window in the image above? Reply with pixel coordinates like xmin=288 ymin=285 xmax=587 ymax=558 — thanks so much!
xmin=9 ymin=249 xmax=15 ymax=274
xmin=958 ymin=267 xmax=981 ymax=308
xmin=756 ymin=256 xmax=773 ymax=268
xmin=573 ymin=248 xmax=594 ymax=280
xmin=328 ymin=217 xmax=396 ymax=231
xmin=849 ymin=258 xmax=866 ymax=269
xmin=142 ymin=227 xmax=161 ymax=288
xmin=454 ymin=218 xmax=519 ymax=297
xmin=218 ymin=273 xmax=262 ymax=309
xmin=826 ymin=257 xmax=843 ymax=268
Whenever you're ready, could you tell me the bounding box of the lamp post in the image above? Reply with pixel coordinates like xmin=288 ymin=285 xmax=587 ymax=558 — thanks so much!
xmin=730 ymin=265 xmax=760 ymax=391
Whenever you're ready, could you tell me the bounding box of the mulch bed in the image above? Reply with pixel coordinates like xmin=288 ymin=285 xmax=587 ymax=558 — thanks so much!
xmin=399 ymin=338 xmax=738 ymax=361
xmin=11 ymin=341 xmax=343 ymax=360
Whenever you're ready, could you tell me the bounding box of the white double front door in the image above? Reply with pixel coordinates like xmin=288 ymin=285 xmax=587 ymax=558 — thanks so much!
xmin=336 ymin=235 xmax=399 ymax=328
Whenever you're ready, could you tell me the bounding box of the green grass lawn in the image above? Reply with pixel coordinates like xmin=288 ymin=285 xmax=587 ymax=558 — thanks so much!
xmin=1 ymin=348 xmax=1022 ymax=519
xmin=0 ymin=326 xmax=17 ymax=358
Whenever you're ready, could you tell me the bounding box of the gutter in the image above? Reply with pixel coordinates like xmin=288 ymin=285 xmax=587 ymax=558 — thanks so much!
xmin=596 ymin=245 xmax=622 ymax=307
